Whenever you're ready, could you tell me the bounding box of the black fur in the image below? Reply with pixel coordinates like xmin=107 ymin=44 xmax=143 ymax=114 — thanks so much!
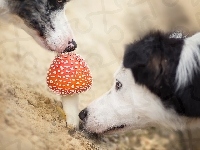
xmin=7 ymin=0 xmax=69 ymax=37
xmin=123 ymin=31 xmax=200 ymax=117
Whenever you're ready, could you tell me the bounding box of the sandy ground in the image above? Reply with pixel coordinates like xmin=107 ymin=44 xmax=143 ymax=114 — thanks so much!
xmin=1 ymin=0 xmax=200 ymax=149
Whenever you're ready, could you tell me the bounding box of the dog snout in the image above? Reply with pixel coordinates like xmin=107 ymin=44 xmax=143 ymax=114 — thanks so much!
xmin=63 ymin=39 xmax=77 ymax=52
xmin=79 ymin=108 xmax=88 ymax=121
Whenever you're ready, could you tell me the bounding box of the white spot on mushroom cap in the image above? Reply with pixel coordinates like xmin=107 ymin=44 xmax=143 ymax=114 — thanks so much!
xmin=64 ymin=60 xmax=68 ymax=64
xmin=60 ymin=66 xmax=64 ymax=70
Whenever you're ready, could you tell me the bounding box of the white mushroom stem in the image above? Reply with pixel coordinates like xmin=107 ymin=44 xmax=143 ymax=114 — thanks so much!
xmin=62 ymin=94 xmax=79 ymax=128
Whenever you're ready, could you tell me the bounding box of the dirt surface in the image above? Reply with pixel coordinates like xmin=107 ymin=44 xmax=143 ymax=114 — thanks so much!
xmin=1 ymin=0 xmax=200 ymax=150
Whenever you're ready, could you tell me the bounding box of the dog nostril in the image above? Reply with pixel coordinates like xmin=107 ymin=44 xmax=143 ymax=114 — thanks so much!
xmin=63 ymin=39 xmax=77 ymax=53
xmin=79 ymin=109 xmax=88 ymax=120
xmin=71 ymin=39 xmax=77 ymax=49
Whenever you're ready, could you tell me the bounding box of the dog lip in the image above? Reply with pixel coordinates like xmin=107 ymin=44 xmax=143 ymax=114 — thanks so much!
xmin=103 ymin=124 xmax=126 ymax=133
xmin=32 ymin=32 xmax=51 ymax=50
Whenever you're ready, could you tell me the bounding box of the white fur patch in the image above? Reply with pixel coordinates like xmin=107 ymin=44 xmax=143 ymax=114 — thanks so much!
xmin=84 ymin=66 xmax=185 ymax=134
xmin=45 ymin=9 xmax=75 ymax=52
xmin=176 ymin=33 xmax=200 ymax=90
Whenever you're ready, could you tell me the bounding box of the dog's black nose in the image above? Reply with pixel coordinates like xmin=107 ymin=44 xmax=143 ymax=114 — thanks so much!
xmin=63 ymin=39 xmax=77 ymax=52
xmin=79 ymin=108 xmax=88 ymax=121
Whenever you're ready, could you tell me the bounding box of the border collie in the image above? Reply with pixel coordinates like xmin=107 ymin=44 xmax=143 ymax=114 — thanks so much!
xmin=0 ymin=0 xmax=76 ymax=52
xmin=79 ymin=31 xmax=200 ymax=134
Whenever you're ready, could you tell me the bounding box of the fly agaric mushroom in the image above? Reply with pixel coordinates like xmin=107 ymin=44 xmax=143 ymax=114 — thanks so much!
xmin=46 ymin=52 xmax=92 ymax=128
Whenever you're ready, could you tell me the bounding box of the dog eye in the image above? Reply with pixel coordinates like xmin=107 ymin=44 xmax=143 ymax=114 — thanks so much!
xmin=115 ymin=80 xmax=122 ymax=91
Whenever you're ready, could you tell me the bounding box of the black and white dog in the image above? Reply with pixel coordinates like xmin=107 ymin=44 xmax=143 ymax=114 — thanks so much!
xmin=79 ymin=31 xmax=200 ymax=134
xmin=0 ymin=0 xmax=76 ymax=52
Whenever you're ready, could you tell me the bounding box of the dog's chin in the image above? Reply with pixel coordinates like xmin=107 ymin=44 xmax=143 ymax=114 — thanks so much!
xmin=102 ymin=124 xmax=128 ymax=135
xmin=20 ymin=27 xmax=51 ymax=51
xmin=19 ymin=25 xmax=59 ymax=52
xmin=82 ymin=123 xmax=148 ymax=135
xmin=32 ymin=34 xmax=64 ymax=53
xmin=83 ymin=124 xmax=132 ymax=135
xmin=32 ymin=34 xmax=49 ymax=49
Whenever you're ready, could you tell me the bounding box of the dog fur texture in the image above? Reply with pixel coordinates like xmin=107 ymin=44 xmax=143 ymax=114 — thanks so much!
xmin=0 ymin=0 xmax=76 ymax=52
xmin=79 ymin=31 xmax=200 ymax=134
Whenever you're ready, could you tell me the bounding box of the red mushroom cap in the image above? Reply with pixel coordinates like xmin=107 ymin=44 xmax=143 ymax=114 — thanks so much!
xmin=46 ymin=52 xmax=92 ymax=95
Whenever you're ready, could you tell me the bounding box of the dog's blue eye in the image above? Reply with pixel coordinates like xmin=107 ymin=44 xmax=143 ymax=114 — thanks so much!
xmin=115 ymin=80 xmax=122 ymax=91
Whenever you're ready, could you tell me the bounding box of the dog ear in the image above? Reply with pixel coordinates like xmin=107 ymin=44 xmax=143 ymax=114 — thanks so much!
xmin=123 ymin=41 xmax=153 ymax=68
xmin=123 ymin=31 xmax=165 ymax=69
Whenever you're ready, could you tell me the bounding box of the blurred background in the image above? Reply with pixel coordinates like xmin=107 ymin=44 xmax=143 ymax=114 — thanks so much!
xmin=1 ymin=0 xmax=200 ymax=149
